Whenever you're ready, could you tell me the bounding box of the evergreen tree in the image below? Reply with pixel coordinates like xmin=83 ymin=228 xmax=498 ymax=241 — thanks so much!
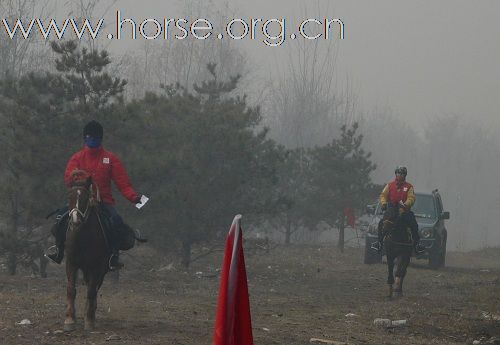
xmin=269 ymin=148 xmax=314 ymax=244
xmin=309 ymin=123 xmax=377 ymax=252
xmin=127 ymin=65 xmax=282 ymax=267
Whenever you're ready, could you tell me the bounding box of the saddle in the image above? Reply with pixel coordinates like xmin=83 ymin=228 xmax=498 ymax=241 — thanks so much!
xmin=48 ymin=207 xmax=144 ymax=251
xmin=96 ymin=208 xmax=141 ymax=251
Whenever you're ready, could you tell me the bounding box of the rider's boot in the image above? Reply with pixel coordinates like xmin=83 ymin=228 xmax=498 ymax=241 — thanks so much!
xmin=372 ymin=219 xmax=384 ymax=253
xmin=108 ymin=250 xmax=124 ymax=271
xmin=107 ymin=219 xmax=124 ymax=271
xmin=45 ymin=214 xmax=68 ymax=264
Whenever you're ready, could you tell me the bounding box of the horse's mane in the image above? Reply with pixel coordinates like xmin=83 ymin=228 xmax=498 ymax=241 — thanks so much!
xmin=70 ymin=179 xmax=89 ymax=188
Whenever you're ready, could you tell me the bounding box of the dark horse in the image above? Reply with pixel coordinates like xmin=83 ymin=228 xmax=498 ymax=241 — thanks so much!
xmin=381 ymin=203 xmax=414 ymax=298
xmin=64 ymin=173 xmax=109 ymax=331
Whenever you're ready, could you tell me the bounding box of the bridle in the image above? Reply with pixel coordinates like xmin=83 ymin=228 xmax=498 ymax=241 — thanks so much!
xmin=69 ymin=183 xmax=100 ymax=227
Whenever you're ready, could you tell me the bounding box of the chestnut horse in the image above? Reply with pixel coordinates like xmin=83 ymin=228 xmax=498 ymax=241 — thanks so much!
xmin=64 ymin=175 xmax=109 ymax=331
xmin=381 ymin=204 xmax=413 ymax=298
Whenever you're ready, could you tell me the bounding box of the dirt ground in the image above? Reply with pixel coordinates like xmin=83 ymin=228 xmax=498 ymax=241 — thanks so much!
xmin=1 ymin=242 xmax=500 ymax=345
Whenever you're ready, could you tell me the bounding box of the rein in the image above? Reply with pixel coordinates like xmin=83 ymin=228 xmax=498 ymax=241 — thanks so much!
xmin=68 ymin=183 xmax=110 ymax=250
xmin=69 ymin=183 xmax=100 ymax=226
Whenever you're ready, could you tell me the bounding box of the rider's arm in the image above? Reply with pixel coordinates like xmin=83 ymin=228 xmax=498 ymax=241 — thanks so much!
xmin=110 ymin=153 xmax=140 ymax=203
xmin=404 ymin=186 xmax=416 ymax=209
xmin=64 ymin=153 xmax=81 ymax=187
xmin=379 ymin=184 xmax=389 ymax=206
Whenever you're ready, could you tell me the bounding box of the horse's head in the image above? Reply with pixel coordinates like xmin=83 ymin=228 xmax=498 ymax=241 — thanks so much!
xmin=68 ymin=172 xmax=99 ymax=229
xmin=382 ymin=203 xmax=412 ymax=245
xmin=382 ymin=203 xmax=401 ymax=233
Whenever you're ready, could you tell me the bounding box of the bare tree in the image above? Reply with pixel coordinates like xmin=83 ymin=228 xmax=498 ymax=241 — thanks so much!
xmin=0 ymin=0 xmax=54 ymax=78
xmin=65 ymin=0 xmax=118 ymax=51
xmin=118 ymin=0 xmax=250 ymax=99
xmin=265 ymin=5 xmax=354 ymax=149
xmin=422 ymin=115 xmax=500 ymax=250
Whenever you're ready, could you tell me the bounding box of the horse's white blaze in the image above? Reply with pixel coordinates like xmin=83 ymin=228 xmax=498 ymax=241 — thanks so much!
xmin=76 ymin=190 xmax=80 ymax=210
xmin=72 ymin=211 xmax=78 ymax=223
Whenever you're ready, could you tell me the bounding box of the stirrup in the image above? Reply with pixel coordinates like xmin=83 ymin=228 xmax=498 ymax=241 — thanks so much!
xmin=108 ymin=253 xmax=124 ymax=271
xmin=46 ymin=245 xmax=58 ymax=256
xmin=45 ymin=245 xmax=62 ymax=264
xmin=370 ymin=241 xmax=383 ymax=252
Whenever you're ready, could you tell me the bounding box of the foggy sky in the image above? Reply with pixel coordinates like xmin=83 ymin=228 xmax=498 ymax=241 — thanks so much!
xmin=109 ymin=0 xmax=500 ymax=132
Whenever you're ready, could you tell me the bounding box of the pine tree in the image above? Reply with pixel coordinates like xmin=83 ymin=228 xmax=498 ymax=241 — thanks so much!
xmin=127 ymin=65 xmax=282 ymax=267
xmin=310 ymin=123 xmax=377 ymax=252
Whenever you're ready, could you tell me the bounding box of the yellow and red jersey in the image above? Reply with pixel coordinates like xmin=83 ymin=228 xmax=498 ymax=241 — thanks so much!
xmin=380 ymin=180 xmax=415 ymax=209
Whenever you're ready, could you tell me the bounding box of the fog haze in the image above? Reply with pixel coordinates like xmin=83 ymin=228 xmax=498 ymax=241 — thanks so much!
xmin=3 ymin=0 xmax=500 ymax=251
xmin=89 ymin=0 xmax=500 ymax=250
xmin=113 ymin=0 xmax=500 ymax=130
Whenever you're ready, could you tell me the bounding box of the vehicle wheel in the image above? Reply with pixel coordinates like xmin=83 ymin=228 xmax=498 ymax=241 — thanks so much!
xmin=440 ymin=232 xmax=447 ymax=268
xmin=364 ymin=237 xmax=382 ymax=264
xmin=429 ymin=235 xmax=444 ymax=269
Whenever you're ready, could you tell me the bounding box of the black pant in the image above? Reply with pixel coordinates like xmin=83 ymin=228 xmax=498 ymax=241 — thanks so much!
xmin=401 ymin=211 xmax=420 ymax=243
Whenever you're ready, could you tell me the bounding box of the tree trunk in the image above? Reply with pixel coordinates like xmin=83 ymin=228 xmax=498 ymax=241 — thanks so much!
xmin=181 ymin=240 xmax=192 ymax=268
xmin=285 ymin=216 xmax=292 ymax=245
xmin=7 ymin=251 xmax=16 ymax=275
xmin=338 ymin=215 xmax=345 ymax=253
xmin=7 ymin=203 xmax=19 ymax=275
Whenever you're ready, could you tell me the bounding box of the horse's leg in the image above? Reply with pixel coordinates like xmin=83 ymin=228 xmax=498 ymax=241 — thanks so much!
xmin=392 ymin=255 xmax=401 ymax=296
xmin=395 ymin=254 xmax=411 ymax=297
xmin=386 ymin=251 xmax=394 ymax=298
xmin=85 ymin=269 xmax=106 ymax=331
xmin=64 ymin=264 xmax=78 ymax=331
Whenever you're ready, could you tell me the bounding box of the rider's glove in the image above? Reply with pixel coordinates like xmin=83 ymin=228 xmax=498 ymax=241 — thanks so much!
xmin=398 ymin=200 xmax=406 ymax=208
xmin=133 ymin=194 xmax=142 ymax=204
xmin=381 ymin=203 xmax=387 ymax=211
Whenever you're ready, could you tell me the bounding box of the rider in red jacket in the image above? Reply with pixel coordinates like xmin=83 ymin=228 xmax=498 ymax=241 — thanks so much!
xmin=47 ymin=121 xmax=141 ymax=270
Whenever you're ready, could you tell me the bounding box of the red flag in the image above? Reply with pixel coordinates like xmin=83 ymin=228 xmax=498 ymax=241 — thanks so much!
xmin=344 ymin=207 xmax=356 ymax=228
xmin=213 ymin=215 xmax=254 ymax=345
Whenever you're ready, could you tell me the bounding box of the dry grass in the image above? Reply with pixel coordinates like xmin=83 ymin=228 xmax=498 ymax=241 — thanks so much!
xmin=0 ymin=244 xmax=499 ymax=344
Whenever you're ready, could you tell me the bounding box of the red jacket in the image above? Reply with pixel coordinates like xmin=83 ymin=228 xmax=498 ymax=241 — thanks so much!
xmin=64 ymin=146 xmax=138 ymax=205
